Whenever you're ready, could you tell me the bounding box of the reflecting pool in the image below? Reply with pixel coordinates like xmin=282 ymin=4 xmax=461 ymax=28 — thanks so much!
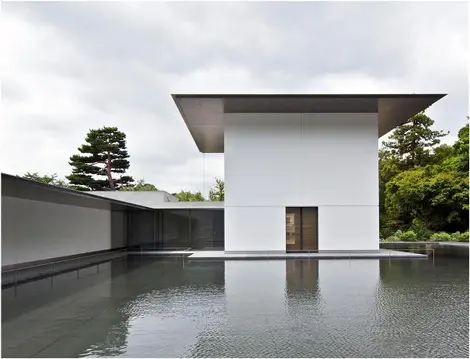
xmin=2 ymin=256 xmax=468 ymax=358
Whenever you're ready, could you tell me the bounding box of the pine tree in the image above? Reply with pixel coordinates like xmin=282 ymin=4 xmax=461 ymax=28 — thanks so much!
xmin=67 ymin=127 xmax=134 ymax=191
xmin=382 ymin=112 xmax=448 ymax=169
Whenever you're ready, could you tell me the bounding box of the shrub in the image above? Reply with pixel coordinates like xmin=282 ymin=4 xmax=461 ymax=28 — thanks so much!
xmin=394 ymin=230 xmax=403 ymax=238
xmin=384 ymin=235 xmax=400 ymax=242
xmin=399 ymin=230 xmax=417 ymax=242
xmin=451 ymin=231 xmax=469 ymax=242
xmin=430 ymin=232 xmax=452 ymax=242
xmin=410 ymin=219 xmax=432 ymax=241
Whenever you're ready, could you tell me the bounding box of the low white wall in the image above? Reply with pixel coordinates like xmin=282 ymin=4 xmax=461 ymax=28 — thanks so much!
xmin=1 ymin=196 xmax=112 ymax=266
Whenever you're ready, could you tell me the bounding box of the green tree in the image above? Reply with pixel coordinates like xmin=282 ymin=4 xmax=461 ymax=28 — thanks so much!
xmin=209 ymin=178 xmax=224 ymax=201
xmin=21 ymin=172 xmax=70 ymax=188
xmin=378 ymin=149 xmax=401 ymax=236
xmin=385 ymin=165 xmax=469 ymax=233
xmin=382 ymin=112 xmax=448 ymax=169
xmin=175 ymin=190 xmax=206 ymax=201
xmin=430 ymin=144 xmax=455 ymax=165
xmin=451 ymin=122 xmax=469 ymax=173
xmin=120 ymin=179 xmax=158 ymax=191
xmin=380 ymin=120 xmax=469 ymax=237
xmin=67 ymin=127 xmax=134 ymax=191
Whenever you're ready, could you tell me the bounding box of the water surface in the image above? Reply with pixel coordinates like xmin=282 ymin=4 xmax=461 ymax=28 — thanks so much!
xmin=2 ymin=256 xmax=468 ymax=358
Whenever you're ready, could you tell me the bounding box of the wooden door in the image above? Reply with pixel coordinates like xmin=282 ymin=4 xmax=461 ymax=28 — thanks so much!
xmin=301 ymin=207 xmax=318 ymax=251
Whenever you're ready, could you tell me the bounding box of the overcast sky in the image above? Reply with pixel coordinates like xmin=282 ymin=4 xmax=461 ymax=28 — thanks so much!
xmin=1 ymin=1 xmax=468 ymax=195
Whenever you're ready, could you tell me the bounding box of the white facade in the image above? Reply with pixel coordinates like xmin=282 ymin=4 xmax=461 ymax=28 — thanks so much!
xmin=224 ymin=113 xmax=379 ymax=252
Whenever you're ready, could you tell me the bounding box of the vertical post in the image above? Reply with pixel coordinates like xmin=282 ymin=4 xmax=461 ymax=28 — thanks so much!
xmin=300 ymin=208 xmax=303 ymax=251
xmin=188 ymin=209 xmax=192 ymax=249
xmin=127 ymin=209 xmax=132 ymax=251
xmin=161 ymin=210 xmax=165 ymax=249
xmin=153 ymin=209 xmax=158 ymax=250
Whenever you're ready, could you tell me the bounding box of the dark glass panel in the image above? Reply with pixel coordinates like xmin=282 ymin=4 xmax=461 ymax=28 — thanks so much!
xmin=212 ymin=210 xmax=225 ymax=249
xmin=286 ymin=208 xmax=301 ymax=251
xmin=162 ymin=210 xmax=190 ymax=249
xmin=190 ymin=209 xmax=225 ymax=250
xmin=128 ymin=210 xmax=155 ymax=250
xmin=111 ymin=210 xmax=128 ymax=249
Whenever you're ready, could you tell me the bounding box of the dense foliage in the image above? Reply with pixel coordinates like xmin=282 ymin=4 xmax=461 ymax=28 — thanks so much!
xmin=380 ymin=113 xmax=468 ymax=242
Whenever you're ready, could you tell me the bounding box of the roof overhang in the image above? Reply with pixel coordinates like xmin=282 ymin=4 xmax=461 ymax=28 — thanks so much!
xmin=172 ymin=94 xmax=446 ymax=153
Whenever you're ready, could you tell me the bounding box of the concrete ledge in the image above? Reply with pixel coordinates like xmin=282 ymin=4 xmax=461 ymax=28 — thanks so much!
xmin=1 ymin=249 xmax=127 ymax=287
xmin=380 ymin=241 xmax=468 ymax=257
xmin=187 ymin=249 xmax=427 ymax=260
xmin=126 ymin=250 xmax=191 ymax=256
xmin=224 ymin=250 xmax=286 ymax=255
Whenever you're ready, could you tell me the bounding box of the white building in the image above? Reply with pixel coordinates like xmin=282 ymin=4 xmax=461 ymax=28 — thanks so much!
xmin=1 ymin=94 xmax=444 ymax=270
xmin=172 ymin=94 xmax=445 ymax=252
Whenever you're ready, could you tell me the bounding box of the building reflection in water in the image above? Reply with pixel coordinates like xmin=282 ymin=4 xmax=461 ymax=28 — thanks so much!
xmin=2 ymin=257 xmax=383 ymax=358
xmin=98 ymin=258 xmax=226 ymax=358
xmin=2 ymin=258 xmax=130 ymax=358
xmin=317 ymin=259 xmax=380 ymax=319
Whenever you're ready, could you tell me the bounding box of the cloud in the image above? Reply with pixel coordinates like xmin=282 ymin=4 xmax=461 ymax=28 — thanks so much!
xmin=1 ymin=2 xmax=468 ymax=194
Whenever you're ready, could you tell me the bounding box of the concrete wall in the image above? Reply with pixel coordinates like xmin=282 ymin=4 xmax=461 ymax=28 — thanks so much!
xmin=224 ymin=113 xmax=379 ymax=252
xmin=1 ymin=196 xmax=113 ymax=266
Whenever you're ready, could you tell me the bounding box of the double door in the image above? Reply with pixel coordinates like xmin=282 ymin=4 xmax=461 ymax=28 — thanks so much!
xmin=286 ymin=207 xmax=318 ymax=251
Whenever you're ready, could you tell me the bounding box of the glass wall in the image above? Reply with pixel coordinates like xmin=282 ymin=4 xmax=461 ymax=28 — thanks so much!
xmin=191 ymin=210 xmax=224 ymax=250
xmin=162 ymin=210 xmax=191 ymax=249
xmin=111 ymin=209 xmax=128 ymax=249
xmin=128 ymin=210 xmax=156 ymax=250
xmin=286 ymin=208 xmax=302 ymax=251
xmin=127 ymin=209 xmax=224 ymax=250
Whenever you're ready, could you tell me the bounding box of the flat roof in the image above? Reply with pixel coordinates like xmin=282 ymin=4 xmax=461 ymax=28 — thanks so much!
xmin=172 ymin=94 xmax=446 ymax=153
xmin=1 ymin=173 xmax=152 ymax=210
xmin=151 ymin=201 xmax=224 ymax=210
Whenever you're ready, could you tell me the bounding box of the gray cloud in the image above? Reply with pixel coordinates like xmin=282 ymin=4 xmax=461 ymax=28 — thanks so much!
xmin=1 ymin=1 xmax=468 ymax=194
